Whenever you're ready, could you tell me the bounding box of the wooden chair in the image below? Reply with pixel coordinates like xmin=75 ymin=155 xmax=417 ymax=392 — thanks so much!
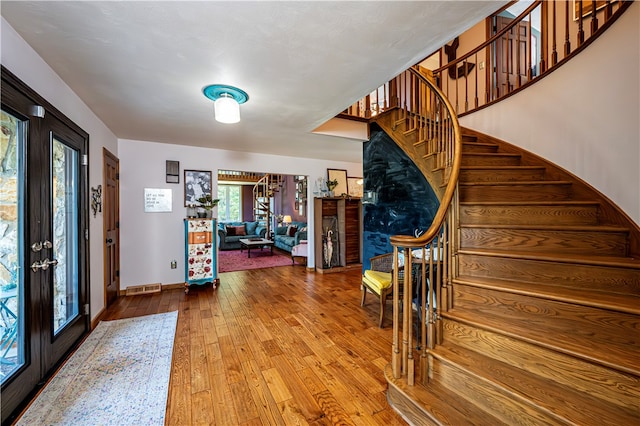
xmin=361 ymin=253 xmax=404 ymax=327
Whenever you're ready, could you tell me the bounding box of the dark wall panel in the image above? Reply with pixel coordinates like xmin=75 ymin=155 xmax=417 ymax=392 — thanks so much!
xmin=362 ymin=125 xmax=439 ymax=270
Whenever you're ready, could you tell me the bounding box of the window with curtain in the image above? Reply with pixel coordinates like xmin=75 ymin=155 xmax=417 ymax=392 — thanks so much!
xmin=218 ymin=185 xmax=242 ymax=222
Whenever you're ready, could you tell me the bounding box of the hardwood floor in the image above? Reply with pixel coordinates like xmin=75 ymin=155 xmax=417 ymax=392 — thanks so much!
xmin=102 ymin=266 xmax=407 ymax=425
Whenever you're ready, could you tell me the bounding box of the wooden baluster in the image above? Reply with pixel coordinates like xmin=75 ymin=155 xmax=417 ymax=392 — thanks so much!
xmin=420 ymin=246 xmax=428 ymax=385
xmin=578 ymin=1 xmax=585 ymax=45
xmin=527 ymin=11 xmax=533 ymax=79
xmin=428 ymin=239 xmax=435 ymax=350
xmin=516 ymin=19 xmax=522 ymax=88
xmin=564 ymin=0 xmax=571 ymax=56
xmin=485 ymin=44 xmax=492 ymax=103
xmin=406 ymin=247 xmax=414 ymax=386
xmin=392 ymin=246 xmax=401 ymax=379
xmin=455 ymin=66 xmax=459 ymax=114
xmin=591 ymin=0 xmax=599 ymax=35
xmin=464 ymin=59 xmax=469 ymax=112
xmin=505 ymin=29 xmax=511 ymax=94
xmin=552 ymin=0 xmax=558 ymax=65
xmin=474 ymin=52 xmax=479 ymax=109
xmin=540 ymin=2 xmax=547 ymax=73
xmin=389 ymin=77 xmax=397 ymax=109
xmin=364 ymin=94 xmax=371 ymax=118
xmin=605 ymin=0 xmax=612 ymax=21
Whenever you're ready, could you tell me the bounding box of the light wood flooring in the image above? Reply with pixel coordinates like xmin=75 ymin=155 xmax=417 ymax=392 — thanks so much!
xmin=103 ymin=265 xmax=407 ymax=425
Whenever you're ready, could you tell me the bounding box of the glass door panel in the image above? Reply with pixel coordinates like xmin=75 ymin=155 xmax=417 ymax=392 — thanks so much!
xmin=51 ymin=138 xmax=79 ymax=335
xmin=0 ymin=110 xmax=25 ymax=384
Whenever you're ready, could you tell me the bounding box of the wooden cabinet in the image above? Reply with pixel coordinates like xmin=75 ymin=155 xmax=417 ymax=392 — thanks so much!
xmin=314 ymin=197 xmax=362 ymax=273
xmin=184 ymin=218 xmax=219 ymax=293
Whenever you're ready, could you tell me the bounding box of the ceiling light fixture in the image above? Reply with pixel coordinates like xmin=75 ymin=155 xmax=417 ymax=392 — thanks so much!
xmin=202 ymin=84 xmax=249 ymax=124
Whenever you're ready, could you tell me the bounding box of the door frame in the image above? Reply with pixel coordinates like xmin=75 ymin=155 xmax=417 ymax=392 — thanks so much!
xmin=102 ymin=148 xmax=120 ymax=305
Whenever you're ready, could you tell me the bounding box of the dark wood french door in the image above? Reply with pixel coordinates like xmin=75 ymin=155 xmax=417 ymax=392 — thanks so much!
xmin=1 ymin=67 xmax=89 ymax=424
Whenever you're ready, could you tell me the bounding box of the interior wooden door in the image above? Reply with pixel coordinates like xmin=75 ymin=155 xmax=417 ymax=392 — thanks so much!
xmin=103 ymin=148 xmax=119 ymax=306
xmin=495 ymin=16 xmax=530 ymax=95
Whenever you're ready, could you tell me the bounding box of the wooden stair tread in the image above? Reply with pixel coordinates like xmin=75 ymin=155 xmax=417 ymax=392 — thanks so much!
xmin=460 ymin=223 xmax=628 ymax=232
xmin=431 ymin=344 xmax=639 ymax=424
xmin=458 ymin=248 xmax=640 ymax=266
xmin=459 ymin=200 xmax=599 ymax=206
xmin=384 ymin=364 xmax=508 ymax=425
xmin=462 ymin=142 xmax=497 ymax=148
xmin=463 ymin=152 xmax=520 ymax=157
xmin=460 ymin=165 xmax=544 ymax=171
xmin=460 ymin=180 xmax=573 ymax=186
xmin=454 ymin=276 xmax=640 ymax=315
xmin=444 ymin=300 xmax=640 ymax=376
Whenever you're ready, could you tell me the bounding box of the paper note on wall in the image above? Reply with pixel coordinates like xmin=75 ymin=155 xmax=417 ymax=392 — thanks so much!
xmin=144 ymin=188 xmax=172 ymax=212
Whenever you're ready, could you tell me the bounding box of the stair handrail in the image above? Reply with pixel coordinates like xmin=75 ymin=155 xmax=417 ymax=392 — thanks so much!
xmin=387 ymin=67 xmax=462 ymax=385
xmin=389 ymin=70 xmax=461 ymax=249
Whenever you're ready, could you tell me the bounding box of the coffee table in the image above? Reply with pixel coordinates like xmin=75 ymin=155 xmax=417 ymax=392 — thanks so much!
xmin=239 ymin=238 xmax=274 ymax=258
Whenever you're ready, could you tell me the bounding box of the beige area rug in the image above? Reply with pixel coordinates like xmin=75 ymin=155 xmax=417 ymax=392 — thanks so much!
xmin=16 ymin=311 xmax=178 ymax=426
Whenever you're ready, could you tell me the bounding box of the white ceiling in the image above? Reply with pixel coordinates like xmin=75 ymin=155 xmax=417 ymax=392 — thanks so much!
xmin=1 ymin=1 xmax=505 ymax=163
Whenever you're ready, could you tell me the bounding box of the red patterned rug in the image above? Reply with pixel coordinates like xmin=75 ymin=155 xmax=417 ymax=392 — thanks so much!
xmin=218 ymin=247 xmax=293 ymax=272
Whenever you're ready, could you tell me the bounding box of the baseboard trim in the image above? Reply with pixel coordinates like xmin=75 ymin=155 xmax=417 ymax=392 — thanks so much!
xmin=90 ymin=307 xmax=107 ymax=330
xmin=162 ymin=282 xmax=185 ymax=291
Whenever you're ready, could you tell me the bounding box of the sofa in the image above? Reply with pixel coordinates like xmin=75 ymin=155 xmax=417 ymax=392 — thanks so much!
xmin=218 ymin=221 xmax=266 ymax=250
xmin=273 ymin=221 xmax=307 ymax=253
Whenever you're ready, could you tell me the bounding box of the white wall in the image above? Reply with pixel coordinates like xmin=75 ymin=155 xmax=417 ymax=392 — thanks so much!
xmin=1 ymin=18 xmax=118 ymax=322
xmin=460 ymin=2 xmax=639 ymax=225
xmin=118 ymin=139 xmax=362 ymax=289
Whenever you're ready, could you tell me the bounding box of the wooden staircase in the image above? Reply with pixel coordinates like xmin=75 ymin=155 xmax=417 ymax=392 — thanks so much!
xmin=253 ymin=173 xmax=284 ymax=234
xmin=375 ymin=111 xmax=640 ymax=424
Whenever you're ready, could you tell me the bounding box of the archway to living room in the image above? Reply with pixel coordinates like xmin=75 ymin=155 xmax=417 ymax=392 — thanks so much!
xmin=216 ymin=170 xmax=308 ymax=273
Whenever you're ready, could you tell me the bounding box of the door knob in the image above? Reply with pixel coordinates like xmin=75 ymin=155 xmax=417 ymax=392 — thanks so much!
xmin=30 ymin=258 xmax=59 ymax=272
xmin=106 ymin=238 xmax=113 ymax=244
xmin=40 ymin=258 xmax=58 ymax=270
xmin=31 ymin=240 xmax=53 ymax=252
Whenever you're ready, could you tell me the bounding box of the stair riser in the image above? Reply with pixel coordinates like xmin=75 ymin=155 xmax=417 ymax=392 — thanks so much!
xmin=450 ymin=284 xmax=640 ymax=368
xmin=459 ymin=204 xmax=599 ymax=226
xmin=462 ymin=143 xmax=499 ymax=153
xmin=460 ymin=184 xmax=572 ymax=202
xmin=440 ymin=319 xmax=640 ymax=412
xmin=430 ymin=359 xmax=559 ymax=425
xmin=459 ymin=168 xmax=545 ymax=182
xmin=386 ymin=386 xmax=439 ymax=426
xmin=458 ymin=253 xmax=640 ymax=295
xmin=460 ymin=227 xmax=628 ymax=256
xmin=462 ymin=155 xmax=521 ymax=167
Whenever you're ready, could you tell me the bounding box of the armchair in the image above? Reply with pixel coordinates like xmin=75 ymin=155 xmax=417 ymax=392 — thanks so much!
xmin=361 ymin=253 xmax=405 ymax=328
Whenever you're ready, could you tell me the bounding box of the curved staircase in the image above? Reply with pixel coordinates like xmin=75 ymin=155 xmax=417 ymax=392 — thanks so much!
xmin=375 ymin=110 xmax=640 ymax=424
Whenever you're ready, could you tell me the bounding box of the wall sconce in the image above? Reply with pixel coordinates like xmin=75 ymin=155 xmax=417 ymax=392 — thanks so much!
xmin=202 ymin=84 xmax=249 ymax=124
xmin=91 ymin=185 xmax=102 ymax=217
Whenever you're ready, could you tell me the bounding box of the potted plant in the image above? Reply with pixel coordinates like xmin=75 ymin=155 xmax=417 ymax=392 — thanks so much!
xmin=326 ymin=178 xmax=338 ymax=197
xmin=196 ymin=194 xmax=220 ymax=218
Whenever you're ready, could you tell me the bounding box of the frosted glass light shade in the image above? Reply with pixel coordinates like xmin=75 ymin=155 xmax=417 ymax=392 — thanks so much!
xmin=214 ymin=95 xmax=240 ymax=123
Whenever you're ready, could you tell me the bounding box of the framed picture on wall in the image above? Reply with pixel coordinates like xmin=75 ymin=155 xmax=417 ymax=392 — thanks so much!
xmin=347 ymin=177 xmax=363 ymax=197
xmin=184 ymin=169 xmax=212 ymax=206
xmin=327 ymin=168 xmax=348 ymax=196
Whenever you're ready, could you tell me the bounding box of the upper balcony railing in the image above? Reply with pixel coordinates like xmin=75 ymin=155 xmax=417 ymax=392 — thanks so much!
xmin=342 ymin=0 xmax=631 ymax=119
